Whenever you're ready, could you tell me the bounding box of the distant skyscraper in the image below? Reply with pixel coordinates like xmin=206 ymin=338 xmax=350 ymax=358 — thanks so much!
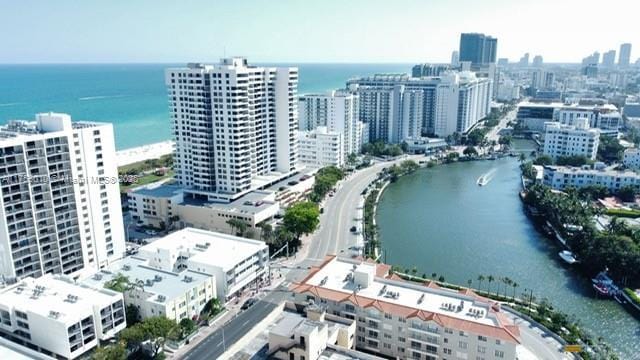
xmin=412 ymin=63 xmax=451 ymax=77
xmin=497 ymin=58 xmax=509 ymax=67
xmin=582 ymin=52 xmax=600 ymax=66
xmin=166 ymin=58 xmax=299 ymax=201
xmin=518 ymin=53 xmax=530 ymax=67
xmin=619 ymin=43 xmax=632 ymax=67
xmin=450 ymin=51 xmax=459 ymax=67
xmin=602 ymin=50 xmax=616 ymax=68
xmin=459 ymin=33 xmax=497 ymax=65
xmin=532 ymin=55 xmax=543 ymax=67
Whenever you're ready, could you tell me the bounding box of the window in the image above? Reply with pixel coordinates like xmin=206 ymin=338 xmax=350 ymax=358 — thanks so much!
xmin=477 ymin=345 xmax=486 ymax=354
xmin=478 ymin=335 xmax=487 ymax=342
xmin=458 ymin=341 xmax=468 ymax=349
xmin=494 ymin=350 xmax=504 ymax=358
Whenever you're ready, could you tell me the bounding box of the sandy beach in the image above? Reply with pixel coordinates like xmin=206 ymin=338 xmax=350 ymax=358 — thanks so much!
xmin=116 ymin=140 xmax=174 ymax=167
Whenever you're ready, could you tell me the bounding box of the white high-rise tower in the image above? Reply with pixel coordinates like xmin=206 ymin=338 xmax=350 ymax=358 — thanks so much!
xmin=166 ymin=58 xmax=299 ymax=202
xmin=0 ymin=113 xmax=125 ymax=280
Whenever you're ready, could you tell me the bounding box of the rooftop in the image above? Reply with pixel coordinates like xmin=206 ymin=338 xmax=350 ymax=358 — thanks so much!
xmin=138 ymin=228 xmax=267 ymax=271
xmin=0 ymin=113 xmax=107 ymax=141
xmin=182 ymin=190 xmax=277 ymax=215
xmin=133 ymin=183 xmax=184 ymax=199
xmin=544 ymin=165 xmax=640 ymax=178
xmin=81 ymin=257 xmax=211 ymax=303
xmin=291 ymin=256 xmax=520 ymax=343
xmin=0 ymin=274 xmax=121 ymax=325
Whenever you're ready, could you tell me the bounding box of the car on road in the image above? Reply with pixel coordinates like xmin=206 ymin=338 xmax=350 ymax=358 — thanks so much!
xmin=350 ymin=226 xmax=357 ymax=233
xmin=145 ymin=229 xmax=158 ymax=236
xmin=241 ymin=297 xmax=258 ymax=310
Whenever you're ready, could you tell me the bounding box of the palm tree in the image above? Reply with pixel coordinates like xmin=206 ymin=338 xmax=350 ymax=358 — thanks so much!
xmin=467 ymin=279 xmax=473 ymax=288
xmin=512 ymin=282 xmax=519 ymax=301
xmin=487 ymin=275 xmax=495 ymax=295
xmin=518 ymin=153 xmax=526 ymax=163
xmin=477 ymin=275 xmax=485 ymax=292
xmin=431 ymin=273 xmax=437 ymax=280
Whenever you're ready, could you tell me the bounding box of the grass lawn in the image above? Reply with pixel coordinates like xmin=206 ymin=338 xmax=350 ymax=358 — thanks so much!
xmin=120 ymin=171 xmax=174 ymax=193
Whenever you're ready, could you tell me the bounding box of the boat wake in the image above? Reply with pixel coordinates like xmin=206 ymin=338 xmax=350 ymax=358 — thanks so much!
xmin=0 ymin=102 xmax=24 ymax=107
xmin=79 ymin=95 xmax=127 ymax=101
xmin=477 ymin=168 xmax=497 ymax=186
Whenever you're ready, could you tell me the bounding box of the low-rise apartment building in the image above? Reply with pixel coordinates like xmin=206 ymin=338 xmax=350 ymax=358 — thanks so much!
xmin=82 ymin=257 xmax=216 ymax=323
xmin=542 ymin=165 xmax=640 ymax=191
xmin=542 ymin=120 xmax=600 ymax=160
xmin=0 ymin=275 xmax=125 ymax=359
xmin=136 ymin=228 xmax=269 ymax=301
xmin=298 ymin=127 xmax=344 ymax=168
xmin=623 ymin=148 xmax=640 ymax=170
xmin=127 ymin=184 xmax=183 ymax=229
xmin=290 ymin=256 xmax=520 ymax=360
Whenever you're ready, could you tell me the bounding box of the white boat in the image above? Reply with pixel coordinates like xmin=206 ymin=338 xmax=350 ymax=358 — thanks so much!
xmin=477 ymin=175 xmax=489 ymax=186
xmin=559 ymin=250 xmax=577 ymax=264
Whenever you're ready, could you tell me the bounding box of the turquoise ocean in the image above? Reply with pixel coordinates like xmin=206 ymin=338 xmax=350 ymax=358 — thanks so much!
xmin=0 ymin=63 xmax=411 ymax=150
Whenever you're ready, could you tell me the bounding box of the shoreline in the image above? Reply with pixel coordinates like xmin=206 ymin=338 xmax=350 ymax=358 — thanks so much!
xmin=116 ymin=140 xmax=174 ymax=167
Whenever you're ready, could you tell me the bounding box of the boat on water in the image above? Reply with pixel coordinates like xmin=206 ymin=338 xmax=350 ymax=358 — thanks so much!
xmin=477 ymin=175 xmax=489 ymax=186
xmin=558 ymin=250 xmax=577 ymax=264
xmin=592 ymin=271 xmax=619 ymax=297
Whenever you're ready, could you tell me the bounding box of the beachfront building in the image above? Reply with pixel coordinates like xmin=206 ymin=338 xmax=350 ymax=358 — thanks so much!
xmin=290 ymin=256 xmax=520 ymax=360
xmin=347 ymin=71 xmax=492 ymax=140
xmin=298 ymin=127 xmax=344 ymax=168
xmin=136 ymin=228 xmax=269 ymax=301
xmin=623 ymin=148 xmax=640 ymax=170
xmin=542 ymin=120 xmax=600 ymax=160
xmin=166 ymin=58 xmax=299 ymax=203
xmin=81 ymin=257 xmax=216 ymax=323
xmin=542 ymin=165 xmax=640 ymax=191
xmin=0 ymin=112 xmax=125 ymax=281
xmin=0 ymin=274 xmax=125 ymax=359
xmin=298 ymin=90 xmax=364 ymax=158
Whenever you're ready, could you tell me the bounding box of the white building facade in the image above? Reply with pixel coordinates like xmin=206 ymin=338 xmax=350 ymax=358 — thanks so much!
xmin=166 ymin=58 xmax=299 ymax=202
xmin=543 ymin=120 xmax=600 ymax=160
xmin=136 ymin=228 xmax=269 ymax=301
xmin=82 ymin=257 xmax=216 ymax=323
xmin=291 ymin=256 xmax=520 ymax=360
xmin=298 ymin=127 xmax=344 ymax=168
xmin=347 ymin=72 xmax=492 ymax=140
xmin=0 ymin=113 xmax=125 ymax=281
xmin=0 ymin=274 xmax=125 ymax=359
xmin=543 ymin=165 xmax=640 ymax=191
xmin=299 ymin=90 xmax=364 ymax=158
xmin=623 ymin=148 xmax=640 ymax=170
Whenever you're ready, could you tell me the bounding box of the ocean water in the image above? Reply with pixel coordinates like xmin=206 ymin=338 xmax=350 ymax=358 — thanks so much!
xmin=0 ymin=63 xmax=411 ymax=149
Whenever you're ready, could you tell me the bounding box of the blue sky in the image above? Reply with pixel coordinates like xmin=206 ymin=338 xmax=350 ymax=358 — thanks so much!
xmin=0 ymin=0 xmax=637 ymax=63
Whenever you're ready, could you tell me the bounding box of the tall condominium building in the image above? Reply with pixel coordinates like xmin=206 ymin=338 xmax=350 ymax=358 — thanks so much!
xmin=291 ymin=256 xmax=520 ymax=360
xmin=450 ymin=51 xmax=460 ymax=67
xmin=532 ymin=55 xmax=543 ymax=67
xmin=411 ymin=64 xmax=451 ymax=78
xmin=347 ymin=72 xmax=492 ymax=140
xmin=602 ymin=50 xmax=616 ymax=68
xmin=298 ymin=90 xmax=363 ymax=157
xmin=518 ymin=53 xmax=530 ymax=67
xmin=0 ymin=113 xmax=125 ymax=281
xmin=530 ymin=69 xmax=555 ymax=90
xmin=166 ymin=58 xmax=299 ymax=203
xmin=543 ymin=119 xmax=600 ymax=160
xmin=459 ymin=33 xmax=497 ymax=65
xmin=619 ymin=43 xmax=632 ymax=67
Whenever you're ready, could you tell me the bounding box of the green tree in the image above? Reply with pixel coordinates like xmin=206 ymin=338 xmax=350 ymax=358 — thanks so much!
xmin=617 ymin=185 xmax=638 ymax=202
xmin=498 ymin=135 xmax=513 ymax=148
xmin=104 ymin=273 xmax=131 ymax=293
xmin=346 ymin=153 xmax=358 ymax=166
xmin=92 ymin=344 xmax=126 ymax=360
xmin=463 ymin=146 xmax=478 ymax=157
xmin=179 ymin=318 xmax=197 ymax=339
xmin=283 ymin=202 xmax=320 ymax=240
xmin=487 ymin=275 xmax=495 ymax=295
xmin=477 ymin=275 xmax=485 ymax=291
xmin=126 ymin=304 xmax=141 ymax=326
xmin=597 ymin=136 xmax=624 ymax=163
xmin=533 ymin=155 xmax=553 ymax=166
xmin=226 ymin=218 xmax=248 ymax=236
xmin=556 ymin=155 xmax=590 ymax=167
xmin=446 ymin=152 xmax=459 ymax=162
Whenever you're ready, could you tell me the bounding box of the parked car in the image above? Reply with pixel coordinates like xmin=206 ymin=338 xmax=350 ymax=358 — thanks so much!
xmin=145 ymin=229 xmax=158 ymax=236
xmin=350 ymin=226 xmax=357 ymax=233
xmin=241 ymin=297 xmax=258 ymax=310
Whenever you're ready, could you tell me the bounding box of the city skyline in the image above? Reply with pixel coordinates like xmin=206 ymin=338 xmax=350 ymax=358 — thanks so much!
xmin=0 ymin=0 xmax=637 ymax=64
